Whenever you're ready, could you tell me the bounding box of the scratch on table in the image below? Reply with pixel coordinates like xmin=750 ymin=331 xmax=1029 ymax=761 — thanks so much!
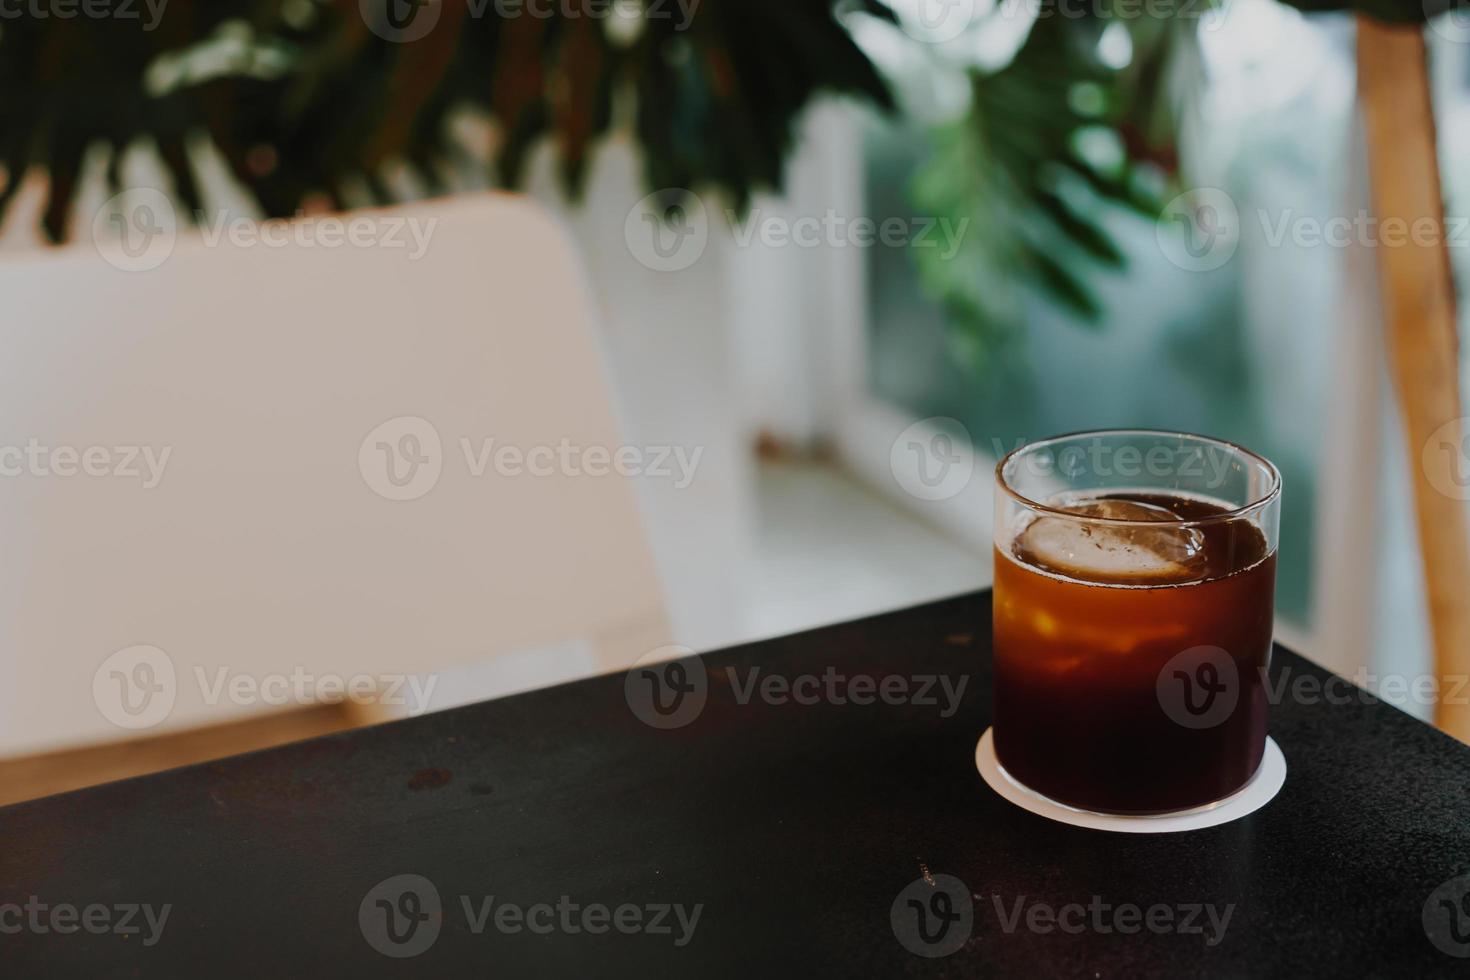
xmin=408 ymin=768 xmax=453 ymax=791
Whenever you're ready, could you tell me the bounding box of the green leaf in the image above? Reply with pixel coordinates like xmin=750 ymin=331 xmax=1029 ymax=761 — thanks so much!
xmin=0 ymin=0 xmax=892 ymax=236
xmin=907 ymin=2 xmax=1178 ymax=358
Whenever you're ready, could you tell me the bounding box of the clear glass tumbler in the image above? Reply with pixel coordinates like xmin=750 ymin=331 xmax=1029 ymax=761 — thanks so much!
xmin=992 ymin=430 xmax=1282 ymax=815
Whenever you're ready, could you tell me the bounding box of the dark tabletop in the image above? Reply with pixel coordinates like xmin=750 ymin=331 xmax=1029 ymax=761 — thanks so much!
xmin=4 ymin=591 xmax=1470 ymax=978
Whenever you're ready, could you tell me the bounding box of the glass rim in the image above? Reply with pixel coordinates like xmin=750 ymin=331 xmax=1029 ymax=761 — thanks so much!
xmin=994 ymin=428 xmax=1283 ymax=528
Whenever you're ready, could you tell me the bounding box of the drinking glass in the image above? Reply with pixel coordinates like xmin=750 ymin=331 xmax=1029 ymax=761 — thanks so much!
xmin=992 ymin=430 xmax=1282 ymax=814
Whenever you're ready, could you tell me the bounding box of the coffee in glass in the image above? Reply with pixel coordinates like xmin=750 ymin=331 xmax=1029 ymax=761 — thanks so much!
xmin=992 ymin=431 xmax=1282 ymax=815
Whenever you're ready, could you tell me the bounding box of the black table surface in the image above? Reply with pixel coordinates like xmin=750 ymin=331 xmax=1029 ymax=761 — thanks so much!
xmin=4 ymin=591 xmax=1470 ymax=977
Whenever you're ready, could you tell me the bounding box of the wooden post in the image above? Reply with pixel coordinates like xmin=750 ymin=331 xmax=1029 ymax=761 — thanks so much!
xmin=1357 ymin=17 xmax=1470 ymax=743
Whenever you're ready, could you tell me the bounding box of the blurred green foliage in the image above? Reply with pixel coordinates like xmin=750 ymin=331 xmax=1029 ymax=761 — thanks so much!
xmin=0 ymin=0 xmax=1443 ymax=267
xmin=0 ymin=0 xmax=894 ymax=239
xmin=905 ymin=3 xmax=1200 ymax=361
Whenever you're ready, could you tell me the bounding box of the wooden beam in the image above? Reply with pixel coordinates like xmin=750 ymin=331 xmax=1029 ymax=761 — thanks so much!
xmin=1357 ymin=17 xmax=1470 ymax=742
xmin=0 ymin=701 xmax=394 ymax=807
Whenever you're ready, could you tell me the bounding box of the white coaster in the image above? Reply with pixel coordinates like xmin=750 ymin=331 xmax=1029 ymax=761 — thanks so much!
xmin=975 ymin=728 xmax=1286 ymax=834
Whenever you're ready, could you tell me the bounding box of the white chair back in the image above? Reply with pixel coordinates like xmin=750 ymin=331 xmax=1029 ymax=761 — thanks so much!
xmin=0 ymin=193 xmax=668 ymax=756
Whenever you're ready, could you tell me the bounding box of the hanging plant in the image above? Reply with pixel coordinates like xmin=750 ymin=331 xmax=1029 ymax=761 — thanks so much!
xmin=0 ymin=0 xmax=896 ymax=239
